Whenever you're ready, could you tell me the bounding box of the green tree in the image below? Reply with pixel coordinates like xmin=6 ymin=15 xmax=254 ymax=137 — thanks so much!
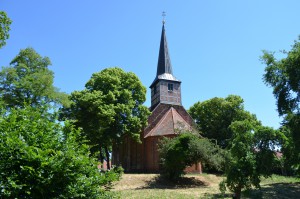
xmin=221 ymin=120 xmax=282 ymax=199
xmin=280 ymin=126 xmax=300 ymax=176
xmin=279 ymin=115 xmax=300 ymax=175
xmin=158 ymin=132 xmax=225 ymax=181
xmin=188 ymin=95 xmax=260 ymax=148
xmin=0 ymin=11 xmax=12 ymax=49
xmin=261 ymin=39 xmax=300 ymax=116
xmin=0 ymin=105 xmax=121 ymax=198
xmin=62 ymin=67 xmax=150 ymax=169
xmin=261 ymin=38 xmax=300 ymax=174
xmin=0 ymin=47 xmax=69 ymax=109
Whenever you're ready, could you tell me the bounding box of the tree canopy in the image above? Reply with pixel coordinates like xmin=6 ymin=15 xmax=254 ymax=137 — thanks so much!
xmin=220 ymin=120 xmax=283 ymax=199
xmin=261 ymin=38 xmax=300 ymax=116
xmin=62 ymin=67 xmax=150 ymax=168
xmin=262 ymin=38 xmax=300 ymax=175
xmin=0 ymin=47 xmax=69 ymax=109
xmin=0 ymin=49 xmax=123 ymax=198
xmin=188 ymin=95 xmax=260 ymax=148
xmin=0 ymin=11 xmax=11 ymax=49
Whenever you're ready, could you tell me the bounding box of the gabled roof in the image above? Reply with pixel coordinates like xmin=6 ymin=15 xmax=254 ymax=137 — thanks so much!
xmin=150 ymin=23 xmax=180 ymax=88
xmin=144 ymin=107 xmax=192 ymax=138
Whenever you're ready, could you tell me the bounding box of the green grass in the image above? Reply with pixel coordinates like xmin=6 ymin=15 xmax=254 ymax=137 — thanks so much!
xmin=113 ymin=174 xmax=300 ymax=199
xmin=244 ymin=175 xmax=300 ymax=199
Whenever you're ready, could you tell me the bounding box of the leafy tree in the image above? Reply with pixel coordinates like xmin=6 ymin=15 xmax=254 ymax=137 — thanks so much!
xmin=158 ymin=132 xmax=225 ymax=181
xmin=0 ymin=47 xmax=69 ymax=110
xmin=0 ymin=11 xmax=12 ymax=49
xmin=0 ymin=105 xmax=121 ymax=198
xmin=261 ymin=38 xmax=300 ymax=174
xmin=279 ymin=116 xmax=300 ymax=175
xmin=220 ymin=120 xmax=282 ymax=199
xmin=254 ymin=126 xmax=284 ymax=176
xmin=188 ymin=95 xmax=260 ymax=148
xmin=62 ymin=67 xmax=150 ymax=169
xmin=261 ymin=39 xmax=300 ymax=116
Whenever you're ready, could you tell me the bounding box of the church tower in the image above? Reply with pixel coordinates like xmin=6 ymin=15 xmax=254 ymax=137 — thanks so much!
xmin=150 ymin=21 xmax=182 ymax=110
xmin=141 ymin=19 xmax=198 ymax=172
xmin=112 ymin=18 xmax=201 ymax=173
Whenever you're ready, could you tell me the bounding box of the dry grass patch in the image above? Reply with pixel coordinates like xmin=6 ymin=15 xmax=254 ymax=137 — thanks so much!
xmin=113 ymin=173 xmax=230 ymax=199
xmin=113 ymin=174 xmax=158 ymax=190
xmin=113 ymin=174 xmax=300 ymax=199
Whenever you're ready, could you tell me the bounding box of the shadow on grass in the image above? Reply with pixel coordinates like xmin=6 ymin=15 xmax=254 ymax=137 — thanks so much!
xmin=205 ymin=182 xmax=300 ymax=199
xmin=136 ymin=175 xmax=209 ymax=190
xmin=244 ymin=182 xmax=300 ymax=199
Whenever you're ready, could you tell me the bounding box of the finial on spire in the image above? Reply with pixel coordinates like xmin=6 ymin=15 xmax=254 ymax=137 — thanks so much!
xmin=162 ymin=11 xmax=166 ymax=24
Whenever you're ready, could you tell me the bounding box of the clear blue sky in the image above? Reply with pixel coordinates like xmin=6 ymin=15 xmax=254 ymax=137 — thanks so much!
xmin=2 ymin=1 xmax=300 ymax=128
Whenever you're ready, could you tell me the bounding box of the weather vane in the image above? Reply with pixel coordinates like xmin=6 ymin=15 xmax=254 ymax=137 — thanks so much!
xmin=162 ymin=11 xmax=166 ymax=24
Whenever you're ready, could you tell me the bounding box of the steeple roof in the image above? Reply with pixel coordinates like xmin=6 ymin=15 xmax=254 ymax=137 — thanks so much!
xmin=157 ymin=23 xmax=173 ymax=76
xmin=150 ymin=22 xmax=180 ymax=88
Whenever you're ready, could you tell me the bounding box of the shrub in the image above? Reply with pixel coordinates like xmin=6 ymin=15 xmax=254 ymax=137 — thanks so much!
xmin=0 ymin=106 xmax=120 ymax=198
xmin=158 ymin=132 xmax=225 ymax=181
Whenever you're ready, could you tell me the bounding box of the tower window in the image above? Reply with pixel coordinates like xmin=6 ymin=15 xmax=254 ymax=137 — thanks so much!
xmin=154 ymin=85 xmax=157 ymax=94
xmin=168 ymin=83 xmax=173 ymax=91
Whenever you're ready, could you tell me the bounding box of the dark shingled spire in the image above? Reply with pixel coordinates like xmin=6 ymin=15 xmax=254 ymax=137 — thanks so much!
xmin=150 ymin=22 xmax=180 ymax=88
xmin=156 ymin=23 xmax=173 ymax=76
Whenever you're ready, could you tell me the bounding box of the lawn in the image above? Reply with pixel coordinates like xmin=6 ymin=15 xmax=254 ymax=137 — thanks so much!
xmin=113 ymin=174 xmax=300 ymax=199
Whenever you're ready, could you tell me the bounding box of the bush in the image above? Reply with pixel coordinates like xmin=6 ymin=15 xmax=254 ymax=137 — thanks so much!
xmin=158 ymin=132 xmax=225 ymax=181
xmin=0 ymin=106 xmax=120 ymax=198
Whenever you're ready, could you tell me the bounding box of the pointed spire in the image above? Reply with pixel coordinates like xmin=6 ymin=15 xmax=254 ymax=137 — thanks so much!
xmin=156 ymin=20 xmax=173 ymax=76
xmin=150 ymin=14 xmax=180 ymax=89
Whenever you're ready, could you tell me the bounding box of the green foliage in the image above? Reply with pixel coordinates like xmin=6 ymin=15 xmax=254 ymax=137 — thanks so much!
xmin=279 ymin=116 xmax=300 ymax=175
xmin=0 ymin=11 xmax=12 ymax=48
xmin=262 ymin=38 xmax=300 ymax=175
xmin=102 ymin=166 xmax=124 ymax=190
xmin=188 ymin=95 xmax=260 ymax=148
xmin=254 ymin=126 xmax=285 ymax=177
xmin=0 ymin=106 xmax=120 ymax=198
xmin=261 ymin=38 xmax=300 ymax=116
xmin=222 ymin=120 xmax=283 ymax=199
xmin=0 ymin=47 xmax=69 ymax=109
xmin=225 ymin=120 xmax=259 ymax=197
xmin=0 ymin=50 xmax=122 ymax=198
xmin=158 ymin=132 xmax=225 ymax=181
xmin=62 ymin=67 xmax=150 ymax=165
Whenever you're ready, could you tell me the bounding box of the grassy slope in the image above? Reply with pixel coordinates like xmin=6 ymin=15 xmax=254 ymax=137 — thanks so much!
xmin=113 ymin=174 xmax=300 ymax=199
xmin=244 ymin=175 xmax=300 ymax=199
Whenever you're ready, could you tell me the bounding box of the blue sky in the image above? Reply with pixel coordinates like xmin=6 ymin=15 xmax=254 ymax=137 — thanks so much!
xmin=1 ymin=1 xmax=300 ymax=128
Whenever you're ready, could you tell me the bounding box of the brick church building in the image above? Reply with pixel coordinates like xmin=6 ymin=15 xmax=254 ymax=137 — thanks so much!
xmin=112 ymin=21 xmax=201 ymax=173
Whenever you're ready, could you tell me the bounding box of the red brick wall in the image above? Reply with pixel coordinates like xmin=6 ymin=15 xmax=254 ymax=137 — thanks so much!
xmin=184 ymin=163 xmax=202 ymax=174
xmin=112 ymin=136 xmax=145 ymax=172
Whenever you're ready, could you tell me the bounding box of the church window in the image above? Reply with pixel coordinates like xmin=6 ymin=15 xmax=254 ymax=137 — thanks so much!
xmin=154 ymin=85 xmax=157 ymax=94
xmin=168 ymin=83 xmax=173 ymax=91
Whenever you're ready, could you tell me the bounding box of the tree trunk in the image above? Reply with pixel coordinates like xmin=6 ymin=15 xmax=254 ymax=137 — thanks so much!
xmin=105 ymin=146 xmax=111 ymax=170
xmin=99 ymin=146 xmax=104 ymax=165
xmin=112 ymin=142 xmax=120 ymax=166
xmin=234 ymin=185 xmax=242 ymax=199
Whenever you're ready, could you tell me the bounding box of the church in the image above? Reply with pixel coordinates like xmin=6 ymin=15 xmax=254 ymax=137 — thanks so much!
xmin=112 ymin=20 xmax=201 ymax=173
